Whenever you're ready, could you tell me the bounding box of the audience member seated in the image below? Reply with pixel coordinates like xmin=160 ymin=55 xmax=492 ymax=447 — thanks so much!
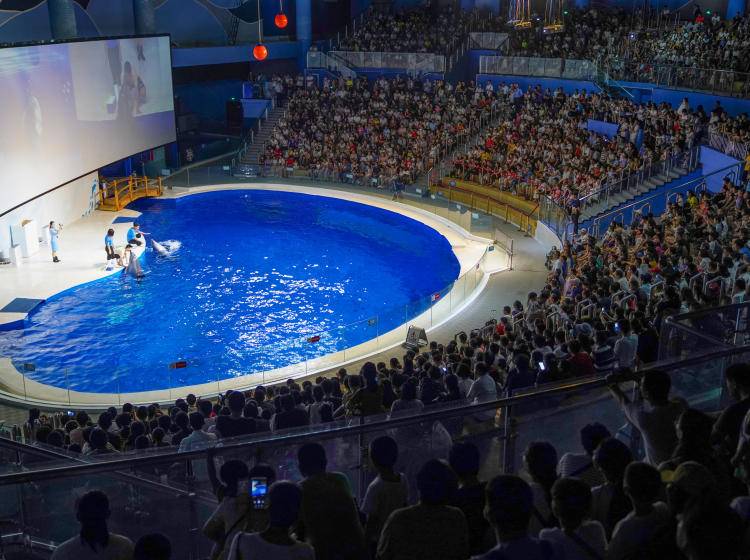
xmin=51 ymin=490 xmax=134 ymax=560
xmin=557 ymin=422 xmax=610 ymax=486
xmin=338 ymin=7 xmax=471 ymax=54
xmin=296 ymin=443 xmax=367 ymax=559
xmin=474 ymin=475 xmax=555 ymax=560
xmin=263 ymin=76 xmax=500 ymax=187
xmin=228 ymin=481 xmax=315 ymax=560
xmin=377 ymin=458 xmax=468 ymax=560
xmin=362 ymin=436 xmax=409 ymax=554
xmin=539 ymin=477 xmax=607 ymax=559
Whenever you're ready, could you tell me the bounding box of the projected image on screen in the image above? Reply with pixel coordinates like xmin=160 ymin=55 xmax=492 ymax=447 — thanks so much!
xmin=0 ymin=36 xmax=176 ymax=216
xmin=70 ymin=38 xmax=173 ymax=121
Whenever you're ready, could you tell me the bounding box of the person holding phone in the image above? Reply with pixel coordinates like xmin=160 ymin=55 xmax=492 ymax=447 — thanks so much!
xmin=228 ymin=482 xmax=314 ymax=560
xmin=49 ymin=221 xmax=61 ymax=263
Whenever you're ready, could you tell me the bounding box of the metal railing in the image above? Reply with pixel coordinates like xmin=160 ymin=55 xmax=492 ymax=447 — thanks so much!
xmin=326 ymin=50 xmax=447 ymax=73
xmin=709 ymin=131 xmax=750 ymax=161
xmin=306 ymin=50 xmax=358 ymax=78
xmin=589 ymin=161 xmax=741 ymax=237
xmin=0 ymin=344 xmax=741 ymax=558
xmin=604 ymin=60 xmax=750 ymax=98
xmin=478 ymin=54 xmax=750 ymax=98
xmin=479 ymin=55 xmax=598 ymax=81
xmin=578 ymin=146 xmax=701 ymax=213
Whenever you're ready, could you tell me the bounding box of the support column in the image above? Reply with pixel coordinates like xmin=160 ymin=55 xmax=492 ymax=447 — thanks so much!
xmin=296 ymin=0 xmax=312 ymax=68
xmin=47 ymin=0 xmax=77 ymax=41
xmin=133 ymin=0 xmax=156 ymax=35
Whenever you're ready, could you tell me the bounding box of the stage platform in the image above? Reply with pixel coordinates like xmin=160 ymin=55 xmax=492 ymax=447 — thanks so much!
xmin=0 ymin=209 xmax=144 ymax=329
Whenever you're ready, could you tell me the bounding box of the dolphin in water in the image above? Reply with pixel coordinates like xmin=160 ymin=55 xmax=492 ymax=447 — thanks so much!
xmin=126 ymin=252 xmax=144 ymax=278
xmin=151 ymin=239 xmax=169 ymax=256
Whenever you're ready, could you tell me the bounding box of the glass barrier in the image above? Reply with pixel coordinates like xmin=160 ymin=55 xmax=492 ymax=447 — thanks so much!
xmin=328 ymin=51 xmax=447 ymax=73
xmin=0 ymin=347 xmax=741 ymax=558
xmin=479 ymin=56 xmax=596 ymax=80
xmin=469 ymin=32 xmax=509 ymax=50
xmin=659 ymin=303 xmax=750 ymax=365
xmin=605 ymin=60 xmax=750 ymax=98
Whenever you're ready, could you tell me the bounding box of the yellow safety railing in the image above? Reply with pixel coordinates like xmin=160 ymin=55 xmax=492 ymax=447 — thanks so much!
xmin=434 ymin=178 xmax=539 ymax=236
xmin=97 ymin=176 xmax=163 ymax=211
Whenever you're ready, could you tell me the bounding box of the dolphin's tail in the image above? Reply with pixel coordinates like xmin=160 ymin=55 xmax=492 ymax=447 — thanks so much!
xmin=151 ymin=239 xmax=168 ymax=255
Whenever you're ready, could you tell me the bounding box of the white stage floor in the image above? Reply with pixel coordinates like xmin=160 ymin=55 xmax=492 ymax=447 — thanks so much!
xmin=0 ymin=209 xmax=144 ymax=328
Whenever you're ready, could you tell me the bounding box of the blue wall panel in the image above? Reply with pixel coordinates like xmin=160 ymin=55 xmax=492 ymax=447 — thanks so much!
xmin=700 ymin=146 xmax=742 ymax=192
xmin=155 ymin=0 xmax=227 ymax=45
xmin=86 ymin=0 xmax=133 ymax=36
xmin=171 ymin=42 xmax=299 ymax=67
xmin=0 ymin=1 xmax=52 ymax=43
xmin=175 ymin=79 xmax=245 ymax=121
xmin=72 ymin=1 xmax=100 ymax=38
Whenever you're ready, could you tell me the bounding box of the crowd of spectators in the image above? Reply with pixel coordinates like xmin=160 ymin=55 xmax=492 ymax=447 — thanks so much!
xmin=623 ymin=13 xmax=750 ymax=72
xmin=507 ymin=8 xmax=634 ymax=64
xmin=450 ymin=84 xmax=707 ymax=208
xmin=261 ymin=75 xmax=503 ymax=186
xmin=49 ymin=358 xmax=750 ymax=560
xmin=337 ymin=6 xmax=473 ymax=54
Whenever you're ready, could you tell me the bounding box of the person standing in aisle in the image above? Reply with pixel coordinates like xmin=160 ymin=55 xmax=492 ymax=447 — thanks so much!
xmin=49 ymin=220 xmax=61 ymax=263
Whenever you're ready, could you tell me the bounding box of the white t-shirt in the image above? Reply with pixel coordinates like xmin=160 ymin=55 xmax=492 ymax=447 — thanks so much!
xmin=228 ymin=532 xmax=314 ymax=560
xmin=361 ymin=474 xmax=409 ymax=543
xmin=622 ymin=399 xmax=686 ymax=465
xmin=608 ymin=502 xmax=672 ymax=560
xmin=557 ymin=452 xmax=605 ymax=488
xmin=613 ymin=334 xmax=638 ymax=368
xmin=539 ymin=521 xmax=607 ymax=560
xmin=51 ymin=533 xmax=134 ymax=560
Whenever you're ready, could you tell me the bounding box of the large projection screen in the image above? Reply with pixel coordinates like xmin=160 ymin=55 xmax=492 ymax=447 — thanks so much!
xmin=0 ymin=35 xmax=176 ymax=216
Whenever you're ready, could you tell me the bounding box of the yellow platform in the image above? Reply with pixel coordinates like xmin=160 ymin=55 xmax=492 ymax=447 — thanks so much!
xmin=98 ymin=176 xmax=163 ymax=211
xmin=435 ymin=178 xmax=539 ymax=235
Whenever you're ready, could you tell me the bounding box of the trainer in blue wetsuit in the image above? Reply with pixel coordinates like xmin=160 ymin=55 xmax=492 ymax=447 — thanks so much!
xmin=126 ymin=222 xmax=147 ymax=247
xmin=105 ymin=228 xmax=117 ymax=261
xmin=49 ymin=221 xmax=61 ymax=263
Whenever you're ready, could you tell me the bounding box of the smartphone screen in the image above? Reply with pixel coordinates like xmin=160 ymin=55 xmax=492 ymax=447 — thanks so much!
xmin=538 ymin=361 xmax=546 ymax=371
xmin=250 ymin=477 xmax=268 ymax=509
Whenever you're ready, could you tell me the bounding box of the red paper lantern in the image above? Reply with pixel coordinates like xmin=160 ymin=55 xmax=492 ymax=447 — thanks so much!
xmin=253 ymin=43 xmax=268 ymax=61
xmin=274 ymin=12 xmax=288 ymax=28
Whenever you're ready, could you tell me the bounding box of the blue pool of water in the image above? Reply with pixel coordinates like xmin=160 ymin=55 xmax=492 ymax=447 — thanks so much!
xmin=0 ymin=190 xmax=460 ymax=393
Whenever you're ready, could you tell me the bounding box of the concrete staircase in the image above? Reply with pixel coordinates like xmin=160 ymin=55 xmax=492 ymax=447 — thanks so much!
xmin=236 ymin=101 xmax=287 ymax=166
xmin=579 ymin=165 xmax=692 ymax=223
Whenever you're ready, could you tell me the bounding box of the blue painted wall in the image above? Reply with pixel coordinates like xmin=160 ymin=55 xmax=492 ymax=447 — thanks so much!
xmin=171 ymin=43 xmax=299 ymax=67
xmin=700 ymin=146 xmax=742 ymax=192
xmin=175 ymin=80 xmax=245 ymax=122
xmin=618 ymin=80 xmax=750 ymax=117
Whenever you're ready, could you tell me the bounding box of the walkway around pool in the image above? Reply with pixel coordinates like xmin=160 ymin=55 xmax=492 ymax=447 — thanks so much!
xmin=0 ymin=183 xmax=514 ymax=408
